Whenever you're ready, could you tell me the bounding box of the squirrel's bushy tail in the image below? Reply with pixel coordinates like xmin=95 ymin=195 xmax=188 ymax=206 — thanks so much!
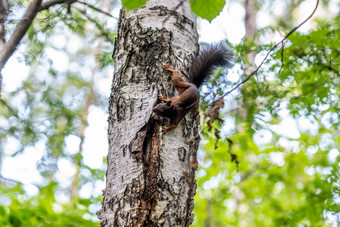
xmin=189 ymin=44 xmax=233 ymax=87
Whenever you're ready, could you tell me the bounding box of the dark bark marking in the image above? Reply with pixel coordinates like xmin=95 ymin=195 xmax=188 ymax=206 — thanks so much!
xmin=138 ymin=122 xmax=160 ymax=226
xmin=183 ymin=168 xmax=196 ymax=226
xmin=138 ymin=100 xmax=143 ymax=111
xmin=120 ymin=50 xmax=134 ymax=84
xmin=149 ymin=5 xmax=195 ymax=29
xmin=139 ymin=41 xmax=163 ymax=68
xmin=129 ymin=118 xmax=156 ymax=162
xmin=129 ymin=100 xmax=135 ymax=120
xmin=178 ymin=147 xmax=186 ymax=162
xmin=116 ymin=96 xmax=126 ymax=122
xmin=122 ymin=145 xmax=126 ymax=157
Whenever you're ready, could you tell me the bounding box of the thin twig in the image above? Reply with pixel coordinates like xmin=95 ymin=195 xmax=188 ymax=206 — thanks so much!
xmin=226 ymin=138 xmax=239 ymax=170
xmin=38 ymin=0 xmax=77 ymax=11
xmin=74 ymin=7 xmax=113 ymax=42
xmin=222 ymin=0 xmax=319 ymax=98
xmin=278 ymin=42 xmax=284 ymax=73
xmin=77 ymin=1 xmax=118 ymax=19
xmin=40 ymin=0 xmax=117 ymax=19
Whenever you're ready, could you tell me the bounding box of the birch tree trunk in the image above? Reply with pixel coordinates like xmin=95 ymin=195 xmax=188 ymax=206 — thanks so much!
xmin=244 ymin=0 xmax=257 ymax=76
xmin=236 ymin=0 xmax=258 ymax=128
xmin=97 ymin=1 xmax=200 ymax=226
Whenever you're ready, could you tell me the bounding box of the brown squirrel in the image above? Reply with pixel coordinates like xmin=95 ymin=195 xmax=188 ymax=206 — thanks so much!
xmin=153 ymin=44 xmax=233 ymax=133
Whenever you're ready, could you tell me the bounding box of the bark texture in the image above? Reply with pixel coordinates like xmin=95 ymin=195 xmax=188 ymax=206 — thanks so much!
xmin=98 ymin=1 xmax=200 ymax=226
xmin=0 ymin=0 xmax=6 ymax=48
xmin=0 ymin=0 xmax=6 ymax=96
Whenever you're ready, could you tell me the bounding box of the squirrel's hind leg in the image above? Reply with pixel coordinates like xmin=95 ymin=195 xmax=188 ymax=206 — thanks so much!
xmin=163 ymin=123 xmax=178 ymax=134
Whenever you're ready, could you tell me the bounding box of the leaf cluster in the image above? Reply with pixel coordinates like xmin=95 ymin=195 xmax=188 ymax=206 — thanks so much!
xmin=121 ymin=0 xmax=227 ymax=22
xmin=0 ymin=182 xmax=99 ymax=226
xmin=1 ymin=0 xmax=115 ymax=225
xmin=193 ymin=15 xmax=340 ymax=226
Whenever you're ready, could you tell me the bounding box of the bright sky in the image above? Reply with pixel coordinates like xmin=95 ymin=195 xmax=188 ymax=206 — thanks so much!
xmin=1 ymin=0 xmax=339 ymax=212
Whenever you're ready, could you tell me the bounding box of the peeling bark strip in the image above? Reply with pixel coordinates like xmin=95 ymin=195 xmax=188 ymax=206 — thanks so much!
xmin=98 ymin=0 xmax=200 ymax=226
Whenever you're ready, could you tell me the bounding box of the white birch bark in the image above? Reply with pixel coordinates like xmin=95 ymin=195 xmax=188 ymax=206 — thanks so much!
xmin=98 ymin=0 xmax=200 ymax=226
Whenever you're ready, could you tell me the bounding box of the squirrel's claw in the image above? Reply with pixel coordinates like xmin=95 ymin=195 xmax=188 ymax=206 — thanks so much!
xmin=159 ymin=94 xmax=173 ymax=103
xmin=158 ymin=95 xmax=170 ymax=102
xmin=163 ymin=64 xmax=177 ymax=73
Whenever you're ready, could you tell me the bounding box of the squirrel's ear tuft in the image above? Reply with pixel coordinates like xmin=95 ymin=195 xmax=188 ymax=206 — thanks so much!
xmin=166 ymin=101 xmax=172 ymax=106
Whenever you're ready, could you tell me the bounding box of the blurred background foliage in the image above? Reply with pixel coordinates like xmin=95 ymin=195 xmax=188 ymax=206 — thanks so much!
xmin=1 ymin=0 xmax=117 ymax=225
xmin=0 ymin=0 xmax=339 ymax=226
xmin=195 ymin=5 xmax=340 ymax=226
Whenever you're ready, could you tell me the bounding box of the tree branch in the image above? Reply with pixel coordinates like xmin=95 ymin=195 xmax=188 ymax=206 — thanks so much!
xmin=39 ymin=0 xmax=117 ymax=19
xmin=0 ymin=0 xmax=116 ymax=91
xmin=38 ymin=0 xmax=77 ymax=11
xmin=0 ymin=174 xmax=22 ymax=184
xmin=222 ymin=0 xmax=320 ymax=98
xmin=0 ymin=0 xmax=42 ymax=72
xmin=76 ymin=1 xmax=117 ymax=19
xmin=0 ymin=0 xmax=116 ymax=73
xmin=74 ymin=7 xmax=112 ymax=42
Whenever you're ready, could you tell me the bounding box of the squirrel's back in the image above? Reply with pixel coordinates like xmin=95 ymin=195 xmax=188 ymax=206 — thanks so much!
xmin=189 ymin=44 xmax=233 ymax=88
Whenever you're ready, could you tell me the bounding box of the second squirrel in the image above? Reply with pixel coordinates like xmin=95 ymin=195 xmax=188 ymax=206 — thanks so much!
xmin=153 ymin=44 xmax=233 ymax=133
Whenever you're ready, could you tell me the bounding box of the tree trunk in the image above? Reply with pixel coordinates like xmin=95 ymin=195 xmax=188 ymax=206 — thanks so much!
xmin=98 ymin=1 xmax=200 ymax=226
xmin=0 ymin=0 xmax=6 ymax=48
xmin=244 ymin=0 xmax=257 ymax=76
xmin=0 ymin=0 xmax=6 ymax=97
xmin=236 ymin=0 xmax=258 ymax=128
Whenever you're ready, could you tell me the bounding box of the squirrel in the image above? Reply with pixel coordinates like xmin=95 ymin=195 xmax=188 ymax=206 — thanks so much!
xmin=152 ymin=44 xmax=233 ymax=133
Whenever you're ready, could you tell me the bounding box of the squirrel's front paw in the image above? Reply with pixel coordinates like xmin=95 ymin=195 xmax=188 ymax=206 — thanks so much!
xmin=163 ymin=64 xmax=172 ymax=69
xmin=158 ymin=95 xmax=169 ymax=102
xmin=163 ymin=64 xmax=176 ymax=71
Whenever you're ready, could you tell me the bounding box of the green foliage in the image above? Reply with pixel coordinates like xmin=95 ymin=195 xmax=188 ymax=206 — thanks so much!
xmin=190 ymin=0 xmax=226 ymax=21
xmin=1 ymin=0 xmax=114 ymax=226
xmin=120 ymin=0 xmax=227 ymax=21
xmin=193 ymin=15 xmax=340 ymax=226
xmin=0 ymin=183 xmax=99 ymax=227
xmin=121 ymin=0 xmax=148 ymax=11
xmin=1 ymin=1 xmax=339 ymax=226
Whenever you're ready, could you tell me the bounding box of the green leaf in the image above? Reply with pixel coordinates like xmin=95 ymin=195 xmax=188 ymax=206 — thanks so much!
xmin=122 ymin=0 xmax=148 ymax=11
xmin=190 ymin=0 xmax=226 ymax=21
